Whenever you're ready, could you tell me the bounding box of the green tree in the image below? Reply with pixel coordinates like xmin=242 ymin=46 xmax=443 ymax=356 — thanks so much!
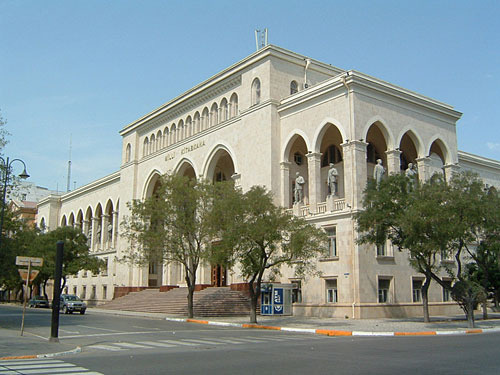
xmin=356 ymin=172 xmax=498 ymax=327
xmin=212 ymin=185 xmax=327 ymax=324
xmin=31 ymin=226 xmax=104 ymax=298
xmin=122 ymin=174 xmax=219 ymax=318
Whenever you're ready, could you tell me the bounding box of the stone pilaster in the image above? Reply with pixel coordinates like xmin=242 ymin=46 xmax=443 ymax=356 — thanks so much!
xmin=231 ymin=172 xmax=241 ymax=188
xmin=385 ymin=149 xmax=402 ymax=175
xmin=306 ymin=152 xmax=322 ymax=212
xmin=443 ymin=163 xmax=460 ymax=182
xmin=280 ymin=161 xmax=291 ymax=207
xmin=342 ymin=140 xmax=368 ymax=210
xmin=416 ymin=157 xmax=431 ymax=182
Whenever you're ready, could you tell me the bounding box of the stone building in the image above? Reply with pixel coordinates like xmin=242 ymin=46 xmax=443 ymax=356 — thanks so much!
xmin=37 ymin=45 xmax=500 ymax=318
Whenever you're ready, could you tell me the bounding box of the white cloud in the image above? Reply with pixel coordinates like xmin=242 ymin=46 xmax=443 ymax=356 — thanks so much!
xmin=487 ymin=142 xmax=500 ymax=151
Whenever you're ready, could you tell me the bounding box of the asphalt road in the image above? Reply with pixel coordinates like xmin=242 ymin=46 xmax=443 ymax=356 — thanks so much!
xmin=2 ymin=305 xmax=500 ymax=374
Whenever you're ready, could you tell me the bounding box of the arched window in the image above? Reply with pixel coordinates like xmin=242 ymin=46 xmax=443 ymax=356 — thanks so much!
xmin=252 ymin=78 xmax=261 ymax=105
xmin=170 ymin=124 xmax=177 ymax=144
xmin=125 ymin=143 xmax=131 ymax=163
xmin=230 ymin=93 xmax=238 ymax=118
xmin=290 ymin=80 xmax=298 ymax=95
xmin=194 ymin=112 xmax=201 ymax=133
xmin=156 ymin=130 xmax=162 ymax=150
xmin=186 ymin=116 xmax=192 ymax=138
xmin=164 ymin=127 xmax=170 ymax=147
xmin=150 ymin=134 xmax=156 ymax=153
xmin=321 ymin=145 xmax=343 ymax=167
xmin=210 ymin=103 xmax=218 ymax=127
xmin=178 ymin=120 xmax=184 ymax=141
xmin=220 ymin=98 xmax=228 ymax=122
xmin=202 ymin=107 xmax=209 ymax=130
xmin=143 ymin=137 xmax=149 ymax=157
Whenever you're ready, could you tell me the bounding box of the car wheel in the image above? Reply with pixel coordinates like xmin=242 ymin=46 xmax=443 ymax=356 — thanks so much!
xmin=80 ymin=310 xmax=86 ymax=315
xmin=62 ymin=306 xmax=68 ymax=314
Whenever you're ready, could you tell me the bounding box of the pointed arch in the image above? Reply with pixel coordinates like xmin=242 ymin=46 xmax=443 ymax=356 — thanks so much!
xmin=202 ymin=143 xmax=239 ymax=180
xmin=312 ymin=118 xmax=347 ymax=154
xmin=174 ymin=158 xmax=198 ymax=178
xmin=282 ymin=130 xmax=311 ymax=162
xmin=362 ymin=116 xmax=395 ymax=150
xmin=427 ymin=136 xmax=451 ymax=165
xmin=143 ymin=169 xmax=163 ymax=199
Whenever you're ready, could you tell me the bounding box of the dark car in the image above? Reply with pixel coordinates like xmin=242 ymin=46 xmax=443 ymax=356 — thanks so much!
xmin=28 ymin=296 xmax=49 ymax=308
xmin=60 ymin=294 xmax=87 ymax=314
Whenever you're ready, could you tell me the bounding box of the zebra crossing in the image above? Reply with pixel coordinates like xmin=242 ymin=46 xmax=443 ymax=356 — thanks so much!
xmin=0 ymin=358 xmax=102 ymax=375
xmin=86 ymin=334 xmax=320 ymax=352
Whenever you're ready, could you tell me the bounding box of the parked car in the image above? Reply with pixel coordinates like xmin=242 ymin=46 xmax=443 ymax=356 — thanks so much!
xmin=60 ymin=294 xmax=86 ymax=314
xmin=28 ymin=296 xmax=49 ymax=308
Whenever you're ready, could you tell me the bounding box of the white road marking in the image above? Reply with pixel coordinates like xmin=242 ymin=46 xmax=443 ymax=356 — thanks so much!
xmin=87 ymin=344 xmax=127 ymax=351
xmin=112 ymin=342 xmax=151 ymax=349
xmin=137 ymin=341 xmax=176 ymax=348
xmin=158 ymin=339 xmax=199 ymax=346
xmin=77 ymin=325 xmax=120 ymax=332
xmin=180 ymin=339 xmax=225 ymax=345
xmin=0 ymin=359 xmax=103 ymax=374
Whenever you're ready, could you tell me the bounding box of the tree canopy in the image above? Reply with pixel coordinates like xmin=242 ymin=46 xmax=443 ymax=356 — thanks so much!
xmin=212 ymin=185 xmax=327 ymax=323
xmin=356 ymin=171 xmax=500 ymax=327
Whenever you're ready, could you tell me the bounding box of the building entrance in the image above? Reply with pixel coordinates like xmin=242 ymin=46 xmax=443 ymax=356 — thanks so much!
xmin=211 ymin=264 xmax=226 ymax=287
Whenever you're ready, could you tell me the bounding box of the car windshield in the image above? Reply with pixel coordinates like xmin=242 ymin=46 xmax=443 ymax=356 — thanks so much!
xmin=64 ymin=295 xmax=81 ymax=301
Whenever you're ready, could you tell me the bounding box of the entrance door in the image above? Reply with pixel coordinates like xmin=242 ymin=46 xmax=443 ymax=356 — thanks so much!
xmin=148 ymin=262 xmax=163 ymax=287
xmin=211 ymin=265 xmax=226 ymax=287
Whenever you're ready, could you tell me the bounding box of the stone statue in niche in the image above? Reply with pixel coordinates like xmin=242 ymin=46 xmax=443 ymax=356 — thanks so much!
xmin=327 ymin=163 xmax=338 ymax=196
xmin=107 ymin=223 xmax=113 ymax=242
xmin=96 ymin=224 xmax=102 ymax=244
xmin=405 ymin=162 xmax=417 ymax=178
xmin=294 ymin=172 xmax=305 ymax=204
xmin=373 ymin=159 xmax=385 ymax=186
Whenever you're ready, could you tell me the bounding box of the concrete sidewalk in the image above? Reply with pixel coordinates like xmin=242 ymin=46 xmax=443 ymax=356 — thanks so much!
xmin=92 ymin=307 xmax=500 ymax=336
xmin=2 ymin=306 xmax=500 ymax=360
xmin=0 ymin=327 xmax=80 ymax=360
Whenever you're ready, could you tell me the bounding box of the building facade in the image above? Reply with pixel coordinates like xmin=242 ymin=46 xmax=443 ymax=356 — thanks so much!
xmin=37 ymin=45 xmax=500 ymax=318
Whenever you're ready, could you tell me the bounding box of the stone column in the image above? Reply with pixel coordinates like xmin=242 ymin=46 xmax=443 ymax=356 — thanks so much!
xmin=443 ymin=164 xmax=460 ymax=182
xmin=231 ymin=173 xmax=241 ymax=188
xmin=342 ymin=140 xmax=368 ymax=210
xmin=280 ymin=161 xmax=291 ymax=208
xmin=416 ymin=157 xmax=431 ymax=182
xmin=306 ymin=152 xmax=322 ymax=213
xmin=385 ymin=149 xmax=402 ymax=175
xmin=112 ymin=211 xmax=119 ymax=248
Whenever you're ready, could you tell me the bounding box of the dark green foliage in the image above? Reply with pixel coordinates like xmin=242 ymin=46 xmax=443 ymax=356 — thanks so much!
xmin=212 ymin=185 xmax=327 ymax=323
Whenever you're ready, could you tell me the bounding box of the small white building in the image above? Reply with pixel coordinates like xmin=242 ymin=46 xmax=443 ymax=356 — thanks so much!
xmin=37 ymin=45 xmax=500 ymax=318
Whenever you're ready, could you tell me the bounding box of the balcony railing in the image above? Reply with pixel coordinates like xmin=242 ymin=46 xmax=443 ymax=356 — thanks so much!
xmin=286 ymin=198 xmax=347 ymax=217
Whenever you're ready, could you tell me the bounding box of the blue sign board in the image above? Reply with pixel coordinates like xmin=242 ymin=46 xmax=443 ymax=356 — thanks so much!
xmin=273 ymin=288 xmax=283 ymax=315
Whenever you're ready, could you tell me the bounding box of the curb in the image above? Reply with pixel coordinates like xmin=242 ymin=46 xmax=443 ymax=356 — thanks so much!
xmin=0 ymin=346 xmax=81 ymax=361
xmin=165 ymin=317 xmax=500 ymax=337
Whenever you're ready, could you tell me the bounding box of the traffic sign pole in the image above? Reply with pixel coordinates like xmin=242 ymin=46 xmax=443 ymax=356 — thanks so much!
xmin=50 ymin=241 xmax=64 ymax=342
xmin=20 ymin=260 xmax=31 ymax=336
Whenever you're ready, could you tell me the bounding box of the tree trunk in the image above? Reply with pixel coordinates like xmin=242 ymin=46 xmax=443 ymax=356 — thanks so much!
xmin=187 ymin=284 xmax=195 ymax=318
xmin=466 ymin=301 xmax=475 ymax=328
xmin=422 ymin=277 xmax=431 ymax=323
xmin=482 ymin=301 xmax=488 ymax=320
xmin=248 ymin=280 xmax=258 ymax=324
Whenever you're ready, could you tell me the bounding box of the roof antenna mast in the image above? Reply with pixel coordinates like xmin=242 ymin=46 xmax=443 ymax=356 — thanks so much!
xmin=254 ymin=28 xmax=268 ymax=51
xmin=66 ymin=135 xmax=72 ymax=192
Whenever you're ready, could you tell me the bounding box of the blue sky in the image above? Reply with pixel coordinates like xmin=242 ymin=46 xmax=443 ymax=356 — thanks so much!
xmin=1 ymin=0 xmax=499 ymax=192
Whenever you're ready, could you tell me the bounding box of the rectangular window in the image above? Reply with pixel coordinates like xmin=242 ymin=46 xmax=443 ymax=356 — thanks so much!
xmin=325 ymin=279 xmax=338 ymax=303
xmin=376 ymin=243 xmax=386 ymax=256
xmin=291 ymin=280 xmax=302 ymax=303
xmin=103 ymin=285 xmax=107 ymax=300
xmin=442 ymin=280 xmax=452 ymax=302
xmin=441 ymin=250 xmax=453 ymax=262
xmin=81 ymin=286 xmax=87 ymax=300
xmin=91 ymin=285 xmax=96 ymax=299
xmin=412 ymin=279 xmax=423 ymax=302
xmin=73 ymin=286 xmax=77 ymax=295
xmin=325 ymin=227 xmax=337 ymax=258
xmin=378 ymin=278 xmax=391 ymax=303
xmin=102 ymin=258 xmax=108 ymax=276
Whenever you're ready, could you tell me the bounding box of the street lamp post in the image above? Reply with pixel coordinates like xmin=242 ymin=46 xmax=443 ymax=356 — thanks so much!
xmin=0 ymin=156 xmax=30 ymax=248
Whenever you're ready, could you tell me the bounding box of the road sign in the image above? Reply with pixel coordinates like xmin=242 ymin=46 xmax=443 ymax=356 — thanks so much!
xmin=16 ymin=256 xmax=43 ymax=267
xmin=18 ymin=268 xmax=39 ymax=282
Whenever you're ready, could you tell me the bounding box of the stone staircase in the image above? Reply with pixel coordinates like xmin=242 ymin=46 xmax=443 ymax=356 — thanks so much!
xmin=101 ymin=287 xmax=252 ymax=317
